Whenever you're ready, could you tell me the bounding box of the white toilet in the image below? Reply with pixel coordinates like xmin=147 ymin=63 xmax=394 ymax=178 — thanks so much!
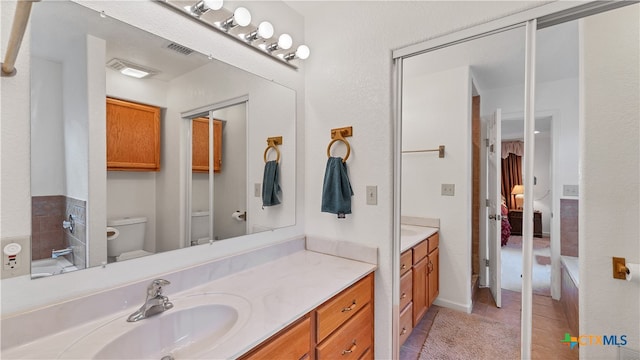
xmin=191 ymin=211 xmax=210 ymax=245
xmin=106 ymin=217 xmax=153 ymax=262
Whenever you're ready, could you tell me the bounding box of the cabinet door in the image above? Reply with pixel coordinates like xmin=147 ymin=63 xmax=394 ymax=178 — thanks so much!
xmin=412 ymin=257 xmax=428 ymax=326
xmin=192 ymin=118 xmax=222 ymax=173
xmin=106 ymin=97 xmax=160 ymax=171
xmin=428 ymin=247 xmax=439 ymax=308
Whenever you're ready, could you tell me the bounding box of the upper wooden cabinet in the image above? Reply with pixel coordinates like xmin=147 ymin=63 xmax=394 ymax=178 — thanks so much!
xmin=192 ymin=117 xmax=222 ymax=173
xmin=191 ymin=117 xmax=222 ymax=173
xmin=106 ymin=97 xmax=161 ymax=171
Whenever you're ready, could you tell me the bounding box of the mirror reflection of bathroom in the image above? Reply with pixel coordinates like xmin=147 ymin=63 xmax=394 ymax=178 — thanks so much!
xmin=189 ymin=103 xmax=248 ymax=246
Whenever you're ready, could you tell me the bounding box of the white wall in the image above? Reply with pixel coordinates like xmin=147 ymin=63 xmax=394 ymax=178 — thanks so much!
xmin=213 ymin=104 xmax=247 ymax=240
xmin=30 ymin=57 xmax=66 ymax=196
xmin=296 ymin=2 xmax=543 ymax=357
xmin=402 ymin=66 xmax=473 ymax=311
xmin=580 ymin=4 xmax=640 ymax=358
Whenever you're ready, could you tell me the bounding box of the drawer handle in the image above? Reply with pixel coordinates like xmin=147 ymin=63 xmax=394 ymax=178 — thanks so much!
xmin=401 ymin=264 xmax=407 ymax=270
xmin=401 ymin=292 xmax=407 ymax=299
xmin=341 ymin=340 xmax=357 ymax=355
xmin=401 ymin=327 xmax=407 ymax=335
xmin=428 ymin=261 xmax=434 ymax=273
xmin=341 ymin=300 xmax=356 ymax=312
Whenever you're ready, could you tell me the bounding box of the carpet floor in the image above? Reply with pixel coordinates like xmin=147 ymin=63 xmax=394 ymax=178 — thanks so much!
xmin=418 ymin=307 xmax=520 ymax=360
xmin=501 ymin=235 xmax=551 ymax=296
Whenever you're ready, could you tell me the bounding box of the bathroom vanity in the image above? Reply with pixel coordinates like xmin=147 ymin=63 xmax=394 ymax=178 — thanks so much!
xmin=0 ymin=238 xmax=377 ymax=359
xmin=399 ymin=225 xmax=439 ymax=346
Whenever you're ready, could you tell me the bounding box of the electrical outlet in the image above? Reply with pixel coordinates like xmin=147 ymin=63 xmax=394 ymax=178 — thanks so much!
xmin=254 ymin=183 xmax=261 ymax=197
xmin=563 ymin=184 xmax=579 ymax=197
xmin=3 ymin=243 xmax=22 ymax=270
xmin=441 ymin=184 xmax=455 ymax=196
xmin=366 ymin=185 xmax=377 ymax=205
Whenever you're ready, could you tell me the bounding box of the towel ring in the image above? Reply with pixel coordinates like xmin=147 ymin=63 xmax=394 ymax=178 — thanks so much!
xmin=326 ymin=137 xmax=350 ymax=162
xmin=264 ymin=141 xmax=281 ymax=163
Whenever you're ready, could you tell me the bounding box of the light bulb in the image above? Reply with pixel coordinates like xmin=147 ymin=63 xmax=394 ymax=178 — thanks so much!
xmin=278 ymin=34 xmax=293 ymax=50
xmin=203 ymin=0 xmax=223 ymax=11
xmin=295 ymin=45 xmax=310 ymax=60
xmin=257 ymin=21 xmax=274 ymax=40
xmin=234 ymin=7 xmax=251 ymax=27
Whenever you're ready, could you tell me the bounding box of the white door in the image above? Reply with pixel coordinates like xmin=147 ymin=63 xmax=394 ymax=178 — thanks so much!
xmin=487 ymin=109 xmax=502 ymax=308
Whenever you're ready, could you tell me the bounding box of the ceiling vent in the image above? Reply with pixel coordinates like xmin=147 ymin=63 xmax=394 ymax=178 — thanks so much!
xmin=165 ymin=42 xmax=194 ymax=56
xmin=106 ymin=58 xmax=158 ymax=79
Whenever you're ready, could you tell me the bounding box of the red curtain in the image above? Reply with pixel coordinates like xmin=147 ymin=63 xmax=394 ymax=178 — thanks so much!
xmin=501 ymin=153 xmax=522 ymax=210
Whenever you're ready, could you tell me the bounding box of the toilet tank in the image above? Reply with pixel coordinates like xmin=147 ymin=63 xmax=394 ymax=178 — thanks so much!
xmin=106 ymin=216 xmax=147 ymax=256
xmin=191 ymin=211 xmax=210 ymax=241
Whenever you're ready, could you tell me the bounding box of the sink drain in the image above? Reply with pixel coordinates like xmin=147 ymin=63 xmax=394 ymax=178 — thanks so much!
xmin=161 ymin=355 xmax=175 ymax=360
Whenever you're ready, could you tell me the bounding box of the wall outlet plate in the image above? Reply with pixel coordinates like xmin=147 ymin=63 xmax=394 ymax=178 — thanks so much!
xmin=441 ymin=184 xmax=455 ymax=196
xmin=254 ymin=183 xmax=261 ymax=197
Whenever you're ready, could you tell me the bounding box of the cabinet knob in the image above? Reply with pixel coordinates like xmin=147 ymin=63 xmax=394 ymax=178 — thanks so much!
xmin=401 ymin=292 xmax=406 ymax=299
xmin=400 ymin=327 xmax=407 ymax=335
xmin=401 ymin=264 xmax=407 ymax=270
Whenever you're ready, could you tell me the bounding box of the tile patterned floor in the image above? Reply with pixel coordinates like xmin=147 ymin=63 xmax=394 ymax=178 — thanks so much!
xmin=399 ymin=288 xmax=578 ymax=360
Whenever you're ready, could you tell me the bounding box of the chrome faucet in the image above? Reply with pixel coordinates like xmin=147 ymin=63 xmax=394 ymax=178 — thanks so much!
xmin=127 ymin=279 xmax=174 ymax=322
xmin=51 ymin=247 xmax=73 ymax=259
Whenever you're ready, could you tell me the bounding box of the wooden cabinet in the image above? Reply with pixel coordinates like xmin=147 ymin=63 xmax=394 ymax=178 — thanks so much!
xmin=241 ymin=273 xmax=374 ymax=360
xmin=242 ymin=316 xmax=311 ymax=360
xmin=508 ymin=210 xmax=543 ymax=237
xmin=106 ymin=97 xmax=161 ymax=171
xmin=192 ymin=117 xmax=222 ymax=173
xmin=400 ymin=231 xmax=439 ymax=342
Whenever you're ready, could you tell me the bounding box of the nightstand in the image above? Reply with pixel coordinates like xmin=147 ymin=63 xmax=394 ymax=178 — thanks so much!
xmin=508 ymin=209 xmax=542 ymax=238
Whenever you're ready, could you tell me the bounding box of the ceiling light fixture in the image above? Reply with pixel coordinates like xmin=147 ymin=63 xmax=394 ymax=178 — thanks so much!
xmin=188 ymin=0 xmax=223 ymax=17
xmin=106 ymin=58 xmax=157 ymax=79
xmin=243 ymin=21 xmax=274 ymax=42
xmin=219 ymin=7 xmax=251 ymax=31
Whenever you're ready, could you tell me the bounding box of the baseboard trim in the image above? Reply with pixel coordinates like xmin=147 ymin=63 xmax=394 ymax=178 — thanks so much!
xmin=433 ymin=297 xmax=473 ymax=314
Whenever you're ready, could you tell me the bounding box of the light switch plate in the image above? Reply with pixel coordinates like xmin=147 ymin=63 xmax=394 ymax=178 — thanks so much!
xmin=254 ymin=183 xmax=261 ymax=197
xmin=366 ymin=185 xmax=377 ymax=205
xmin=441 ymin=184 xmax=455 ymax=196
xmin=563 ymin=184 xmax=579 ymax=197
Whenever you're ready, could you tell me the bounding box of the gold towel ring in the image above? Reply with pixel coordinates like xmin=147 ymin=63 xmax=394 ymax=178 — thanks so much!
xmin=327 ymin=137 xmax=350 ymax=162
xmin=264 ymin=138 xmax=281 ymax=163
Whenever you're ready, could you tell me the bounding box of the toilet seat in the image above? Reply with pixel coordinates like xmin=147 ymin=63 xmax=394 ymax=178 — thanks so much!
xmin=115 ymin=250 xmax=153 ymax=262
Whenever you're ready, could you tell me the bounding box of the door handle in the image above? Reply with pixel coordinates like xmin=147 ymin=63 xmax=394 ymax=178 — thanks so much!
xmin=488 ymin=214 xmax=502 ymax=220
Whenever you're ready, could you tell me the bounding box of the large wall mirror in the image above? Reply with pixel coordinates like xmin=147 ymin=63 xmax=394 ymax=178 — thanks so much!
xmin=29 ymin=0 xmax=296 ymax=278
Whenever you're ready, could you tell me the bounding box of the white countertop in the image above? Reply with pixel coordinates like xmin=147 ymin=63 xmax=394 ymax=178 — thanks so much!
xmin=2 ymin=250 xmax=376 ymax=359
xmin=400 ymin=225 xmax=439 ymax=253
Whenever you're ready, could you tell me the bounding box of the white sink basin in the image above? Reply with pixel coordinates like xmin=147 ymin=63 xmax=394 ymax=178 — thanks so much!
xmin=58 ymin=293 xmax=250 ymax=359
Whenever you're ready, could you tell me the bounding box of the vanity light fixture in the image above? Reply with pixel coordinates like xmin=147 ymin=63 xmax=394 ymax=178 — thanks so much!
xmin=156 ymin=1 xmax=309 ymax=68
xmin=187 ymin=0 xmax=223 ymax=17
xmin=282 ymin=45 xmax=310 ymax=61
xmin=219 ymin=7 xmax=251 ymax=31
xmin=243 ymin=21 xmax=274 ymax=42
xmin=264 ymin=33 xmax=293 ymax=53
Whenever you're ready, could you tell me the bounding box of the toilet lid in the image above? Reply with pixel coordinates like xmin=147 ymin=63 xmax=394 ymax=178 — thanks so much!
xmin=116 ymin=250 xmax=153 ymax=261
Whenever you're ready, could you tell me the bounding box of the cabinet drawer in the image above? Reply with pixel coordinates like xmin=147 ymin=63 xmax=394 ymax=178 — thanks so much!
xmin=242 ymin=316 xmax=310 ymax=360
xmin=317 ymin=304 xmax=373 ymax=360
xmin=399 ymin=270 xmax=413 ymax=310
xmin=359 ymin=347 xmax=373 ymax=360
xmin=399 ymin=302 xmax=413 ymax=347
xmin=413 ymin=240 xmax=428 ymax=264
xmin=400 ymin=250 xmax=412 ymax=275
xmin=428 ymin=233 xmax=439 ymax=253
xmin=316 ymin=274 xmax=373 ymax=342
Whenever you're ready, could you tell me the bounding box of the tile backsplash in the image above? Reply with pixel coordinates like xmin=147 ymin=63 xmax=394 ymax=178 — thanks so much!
xmin=31 ymin=196 xmax=86 ymax=269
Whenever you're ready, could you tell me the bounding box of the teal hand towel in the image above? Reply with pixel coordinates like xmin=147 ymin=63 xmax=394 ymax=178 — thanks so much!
xmin=321 ymin=157 xmax=354 ymax=217
xmin=262 ymin=160 xmax=281 ymax=207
